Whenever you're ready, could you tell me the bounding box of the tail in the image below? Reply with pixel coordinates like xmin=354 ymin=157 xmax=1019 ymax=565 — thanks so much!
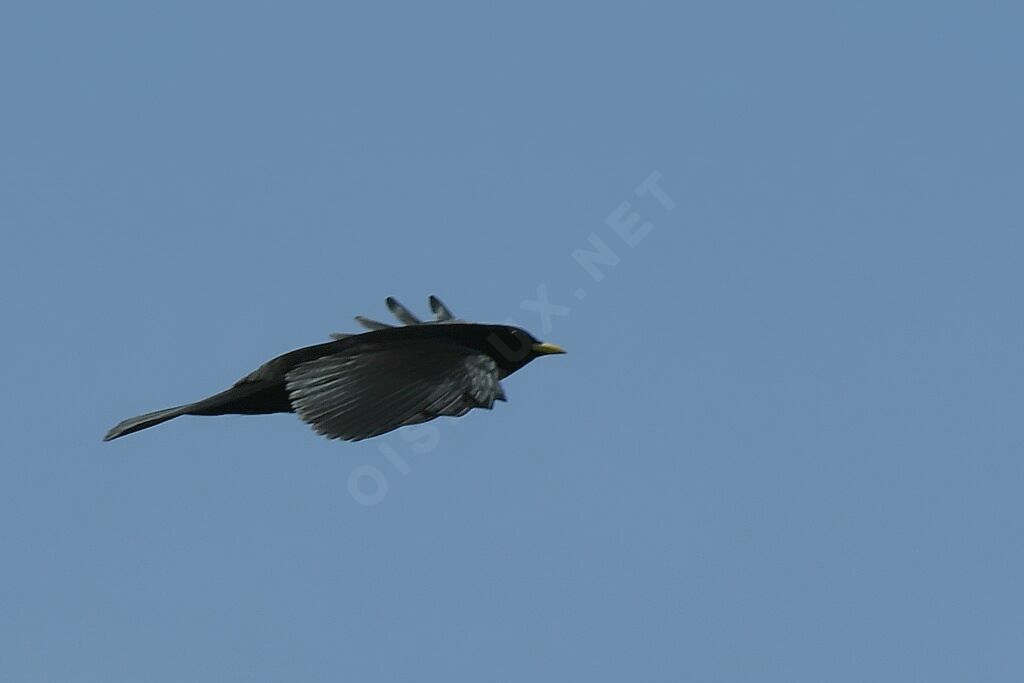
xmin=103 ymin=381 xmax=292 ymax=442
xmin=103 ymin=405 xmax=191 ymax=441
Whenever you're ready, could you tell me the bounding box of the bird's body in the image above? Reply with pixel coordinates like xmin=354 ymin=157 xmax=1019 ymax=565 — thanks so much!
xmin=104 ymin=298 xmax=565 ymax=442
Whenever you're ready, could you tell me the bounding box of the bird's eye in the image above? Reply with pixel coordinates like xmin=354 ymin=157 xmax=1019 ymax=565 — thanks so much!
xmin=517 ymin=330 xmax=538 ymax=348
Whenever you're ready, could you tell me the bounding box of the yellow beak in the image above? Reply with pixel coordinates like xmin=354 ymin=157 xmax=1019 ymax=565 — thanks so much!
xmin=532 ymin=341 xmax=567 ymax=355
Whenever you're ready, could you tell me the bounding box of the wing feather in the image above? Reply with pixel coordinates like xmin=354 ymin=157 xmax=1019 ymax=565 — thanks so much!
xmin=429 ymin=295 xmax=456 ymax=322
xmin=285 ymin=341 xmax=503 ymax=441
xmin=331 ymin=296 xmax=461 ymax=339
xmin=385 ymin=297 xmax=422 ymax=325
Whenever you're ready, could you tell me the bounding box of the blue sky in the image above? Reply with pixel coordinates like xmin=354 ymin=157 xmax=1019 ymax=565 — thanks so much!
xmin=2 ymin=2 xmax=1022 ymax=681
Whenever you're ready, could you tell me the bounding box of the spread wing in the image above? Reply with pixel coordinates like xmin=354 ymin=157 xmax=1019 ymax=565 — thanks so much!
xmin=285 ymin=341 xmax=505 ymax=441
xmin=330 ymin=296 xmax=462 ymax=340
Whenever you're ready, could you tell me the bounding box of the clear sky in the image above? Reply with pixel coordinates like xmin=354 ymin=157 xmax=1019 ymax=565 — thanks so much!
xmin=2 ymin=2 xmax=1022 ymax=681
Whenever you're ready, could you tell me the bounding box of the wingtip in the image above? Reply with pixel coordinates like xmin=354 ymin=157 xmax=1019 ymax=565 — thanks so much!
xmin=428 ymin=295 xmax=455 ymax=321
xmin=385 ymin=297 xmax=422 ymax=325
xmin=355 ymin=315 xmax=392 ymax=331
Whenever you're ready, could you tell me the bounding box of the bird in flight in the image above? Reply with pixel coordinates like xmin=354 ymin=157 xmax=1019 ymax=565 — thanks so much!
xmin=104 ymin=296 xmax=566 ymax=442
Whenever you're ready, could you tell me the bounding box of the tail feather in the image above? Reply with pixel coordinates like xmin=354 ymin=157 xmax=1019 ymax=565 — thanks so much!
xmin=103 ymin=405 xmax=190 ymax=442
xmin=103 ymin=382 xmax=290 ymax=442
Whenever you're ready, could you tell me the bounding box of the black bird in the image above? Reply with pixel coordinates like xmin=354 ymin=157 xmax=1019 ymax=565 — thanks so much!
xmin=104 ymin=297 xmax=566 ymax=442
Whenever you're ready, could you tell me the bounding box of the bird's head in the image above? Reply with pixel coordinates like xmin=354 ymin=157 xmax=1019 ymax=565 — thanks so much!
xmin=482 ymin=325 xmax=566 ymax=375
